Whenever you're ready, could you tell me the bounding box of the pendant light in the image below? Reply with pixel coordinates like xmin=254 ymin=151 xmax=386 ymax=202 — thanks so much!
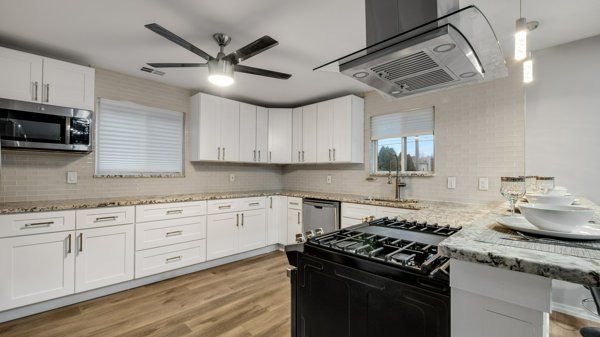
xmin=514 ymin=0 xmax=538 ymax=61
xmin=523 ymin=52 xmax=533 ymax=83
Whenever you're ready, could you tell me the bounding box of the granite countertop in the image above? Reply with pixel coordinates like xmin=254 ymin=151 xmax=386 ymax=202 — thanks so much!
xmin=0 ymin=190 xmax=427 ymax=214
xmin=439 ymin=198 xmax=600 ymax=287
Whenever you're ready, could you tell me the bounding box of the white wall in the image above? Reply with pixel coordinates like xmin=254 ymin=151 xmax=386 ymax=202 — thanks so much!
xmin=525 ymin=34 xmax=600 ymax=204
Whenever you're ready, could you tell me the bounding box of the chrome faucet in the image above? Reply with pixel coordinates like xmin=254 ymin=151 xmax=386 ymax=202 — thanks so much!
xmin=387 ymin=152 xmax=407 ymax=200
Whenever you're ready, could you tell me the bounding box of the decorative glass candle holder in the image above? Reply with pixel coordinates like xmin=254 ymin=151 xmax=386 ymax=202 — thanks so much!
xmin=536 ymin=176 xmax=555 ymax=193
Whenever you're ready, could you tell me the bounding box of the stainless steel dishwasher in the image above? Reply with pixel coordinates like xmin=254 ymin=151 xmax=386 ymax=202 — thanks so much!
xmin=302 ymin=198 xmax=340 ymax=234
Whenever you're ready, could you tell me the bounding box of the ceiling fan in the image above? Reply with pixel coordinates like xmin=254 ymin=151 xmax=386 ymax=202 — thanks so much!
xmin=145 ymin=23 xmax=291 ymax=87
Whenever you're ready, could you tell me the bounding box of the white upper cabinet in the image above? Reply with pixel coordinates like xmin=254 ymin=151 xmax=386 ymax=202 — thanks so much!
xmin=239 ymin=102 xmax=258 ymax=162
xmin=0 ymin=46 xmax=43 ymax=103
xmin=256 ymin=107 xmax=269 ymax=163
xmin=42 ymin=58 xmax=95 ymax=110
xmin=292 ymin=108 xmax=303 ymax=163
xmin=190 ymin=93 xmax=240 ymax=162
xmin=317 ymin=95 xmax=364 ymax=163
xmin=0 ymin=46 xmax=94 ymax=110
xmin=302 ymin=104 xmax=318 ymax=163
xmin=268 ymin=108 xmax=292 ymax=163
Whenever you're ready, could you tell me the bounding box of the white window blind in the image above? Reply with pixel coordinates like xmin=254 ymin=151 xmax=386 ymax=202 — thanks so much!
xmin=370 ymin=107 xmax=434 ymax=140
xmin=96 ymin=99 xmax=183 ymax=175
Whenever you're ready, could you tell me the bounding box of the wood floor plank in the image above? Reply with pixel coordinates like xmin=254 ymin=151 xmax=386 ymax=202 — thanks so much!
xmin=0 ymin=251 xmax=594 ymax=337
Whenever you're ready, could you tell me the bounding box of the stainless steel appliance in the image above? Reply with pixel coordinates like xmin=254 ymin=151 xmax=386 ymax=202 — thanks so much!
xmin=0 ymin=98 xmax=92 ymax=152
xmin=286 ymin=217 xmax=462 ymax=337
xmin=302 ymin=198 xmax=340 ymax=234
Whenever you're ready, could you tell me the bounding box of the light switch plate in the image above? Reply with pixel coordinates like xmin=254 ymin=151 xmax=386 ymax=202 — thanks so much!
xmin=326 ymin=175 xmax=332 ymax=184
xmin=479 ymin=177 xmax=489 ymax=191
xmin=229 ymin=174 xmax=235 ymax=183
xmin=67 ymin=171 xmax=77 ymax=184
xmin=447 ymin=177 xmax=456 ymax=189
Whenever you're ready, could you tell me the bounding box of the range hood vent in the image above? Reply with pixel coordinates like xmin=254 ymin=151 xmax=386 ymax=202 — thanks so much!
xmin=315 ymin=4 xmax=507 ymax=99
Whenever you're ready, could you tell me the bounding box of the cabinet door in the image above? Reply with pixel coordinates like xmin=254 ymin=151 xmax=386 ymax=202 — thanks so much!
xmin=75 ymin=225 xmax=134 ymax=292
xmin=239 ymin=209 xmax=267 ymax=252
xmin=197 ymin=94 xmax=221 ymax=161
xmin=220 ymin=98 xmax=240 ymax=161
xmin=239 ymin=103 xmax=257 ymax=162
xmin=42 ymin=58 xmax=95 ymax=110
xmin=316 ymin=100 xmax=333 ymax=163
xmin=256 ymin=107 xmax=269 ymax=163
xmin=206 ymin=213 xmax=239 ymax=260
xmin=0 ymin=46 xmax=43 ymax=103
xmin=268 ymin=108 xmax=292 ymax=163
xmin=267 ymin=196 xmax=288 ymax=245
xmin=0 ymin=231 xmax=75 ymax=311
xmin=292 ymin=107 xmax=303 ymax=163
xmin=287 ymin=208 xmax=302 ymax=244
xmin=302 ymin=104 xmax=318 ymax=163
xmin=332 ymin=96 xmax=352 ymax=162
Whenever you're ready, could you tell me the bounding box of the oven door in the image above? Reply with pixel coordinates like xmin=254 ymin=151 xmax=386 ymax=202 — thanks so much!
xmin=0 ymin=99 xmax=92 ymax=152
xmin=295 ymin=254 xmax=450 ymax=337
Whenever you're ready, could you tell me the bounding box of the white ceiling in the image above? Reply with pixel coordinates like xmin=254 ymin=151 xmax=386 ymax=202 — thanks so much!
xmin=0 ymin=0 xmax=599 ymax=107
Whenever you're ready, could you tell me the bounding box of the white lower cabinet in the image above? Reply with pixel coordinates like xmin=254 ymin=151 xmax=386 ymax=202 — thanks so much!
xmin=341 ymin=202 xmax=415 ymax=228
xmin=135 ymin=240 xmax=206 ymax=278
xmin=287 ymin=198 xmax=303 ymax=244
xmin=239 ymin=209 xmax=267 ymax=252
xmin=75 ymin=225 xmax=135 ymax=292
xmin=267 ymin=196 xmax=288 ymax=245
xmin=206 ymin=212 xmax=239 ymax=260
xmin=0 ymin=231 xmax=75 ymax=311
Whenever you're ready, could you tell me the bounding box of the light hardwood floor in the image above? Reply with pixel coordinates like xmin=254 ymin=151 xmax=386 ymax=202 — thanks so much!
xmin=0 ymin=251 xmax=597 ymax=337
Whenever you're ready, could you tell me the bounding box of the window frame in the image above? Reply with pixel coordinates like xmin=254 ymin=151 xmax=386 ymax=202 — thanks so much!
xmin=94 ymin=98 xmax=185 ymax=177
xmin=370 ymin=107 xmax=435 ymax=176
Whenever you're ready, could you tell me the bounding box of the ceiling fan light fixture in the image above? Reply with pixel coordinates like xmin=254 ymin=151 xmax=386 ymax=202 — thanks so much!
xmin=208 ymin=58 xmax=235 ymax=87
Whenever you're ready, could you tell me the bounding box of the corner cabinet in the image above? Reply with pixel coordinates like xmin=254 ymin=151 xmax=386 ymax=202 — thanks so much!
xmin=268 ymin=108 xmax=293 ymax=163
xmin=317 ymin=95 xmax=364 ymax=163
xmin=190 ymin=92 xmax=240 ymax=162
xmin=0 ymin=46 xmax=95 ymax=110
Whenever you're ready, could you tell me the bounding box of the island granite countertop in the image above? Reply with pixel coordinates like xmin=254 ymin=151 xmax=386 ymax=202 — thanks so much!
xmin=439 ymin=198 xmax=600 ymax=287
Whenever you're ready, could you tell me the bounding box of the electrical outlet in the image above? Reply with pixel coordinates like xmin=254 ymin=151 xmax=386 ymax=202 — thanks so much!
xmin=229 ymin=174 xmax=235 ymax=183
xmin=447 ymin=177 xmax=456 ymax=189
xmin=478 ymin=177 xmax=489 ymax=191
xmin=326 ymin=175 xmax=332 ymax=184
xmin=67 ymin=171 xmax=77 ymax=184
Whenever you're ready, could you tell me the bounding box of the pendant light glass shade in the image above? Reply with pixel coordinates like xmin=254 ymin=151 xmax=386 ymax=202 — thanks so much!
xmin=515 ymin=17 xmax=528 ymax=61
xmin=523 ymin=53 xmax=533 ymax=83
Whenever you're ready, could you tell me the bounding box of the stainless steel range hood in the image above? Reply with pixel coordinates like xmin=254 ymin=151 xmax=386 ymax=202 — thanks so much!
xmin=315 ymin=1 xmax=507 ymax=99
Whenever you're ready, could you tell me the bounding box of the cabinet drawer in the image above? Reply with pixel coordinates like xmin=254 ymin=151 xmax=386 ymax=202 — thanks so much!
xmin=135 ymin=201 xmax=207 ymax=223
xmin=136 ymin=216 xmax=207 ymax=251
xmin=376 ymin=206 xmax=412 ymax=219
xmin=341 ymin=203 xmax=375 ymax=220
xmin=207 ymin=199 xmax=240 ymax=214
xmin=0 ymin=211 xmax=76 ymax=238
xmin=76 ymin=206 xmax=134 ymax=229
xmin=287 ymin=197 xmax=302 ymax=210
xmin=135 ymin=240 xmax=206 ymax=278
xmin=238 ymin=197 xmax=266 ymax=211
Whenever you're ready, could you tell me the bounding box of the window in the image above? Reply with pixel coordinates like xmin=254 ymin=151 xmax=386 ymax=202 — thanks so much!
xmin=96 ymin=98 xmax=184 ymax=176
xmin=371 ymin=107 xmax=434 ymax=174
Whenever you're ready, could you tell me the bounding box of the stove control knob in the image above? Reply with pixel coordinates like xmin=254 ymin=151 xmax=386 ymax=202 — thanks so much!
xmin=295 ymin=233 xmax=306 ymax=243
xmin=305 ymin=230 xmax=315 ymax=239
xmin=314 ymin=228 xmax=325 ymax=236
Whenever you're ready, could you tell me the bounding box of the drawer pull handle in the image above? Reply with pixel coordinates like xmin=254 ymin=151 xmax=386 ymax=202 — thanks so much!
xmin=165 ymin=230 xmax=183 ymax=237
xmin=166 ymin=256 xmax=182 ymax=263
xmin=218 ymin=205 xmax=232 ymax=209
xmin=23 ymin=221 xmax=54 ymax=229
xmin=249 ymin=202 xmax=260 ymax=206
xmin=94 ymin=216 xmax=117 ymax=222
xmin=166 ymin=209 xmax=183 ymax=215
xmin=290 ymin=202 xmax=299 ymax=206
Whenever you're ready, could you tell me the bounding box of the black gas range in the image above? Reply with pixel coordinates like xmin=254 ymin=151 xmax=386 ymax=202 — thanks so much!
xmin=285 ymin=217 xmax=461 ymax=337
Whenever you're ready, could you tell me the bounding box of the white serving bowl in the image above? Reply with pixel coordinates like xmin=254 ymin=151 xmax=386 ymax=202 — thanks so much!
xmin=525 ymin=194 xmax=576 ymax=206
xmin=546 ymin=186 xmax=568 ymax=196
xmin=519 ymin=204 xmax=593 ymax=232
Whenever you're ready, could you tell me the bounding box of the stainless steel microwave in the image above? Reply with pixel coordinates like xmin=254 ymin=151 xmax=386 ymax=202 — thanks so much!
xmin=0 ymin=98 xmax=92 ymax=152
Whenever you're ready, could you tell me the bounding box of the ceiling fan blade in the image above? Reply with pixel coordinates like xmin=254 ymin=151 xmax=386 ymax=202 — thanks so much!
xmin=147 ymin=63 xmax=207 ymax=68
xmin=145 ymin=23 xmax=213 ymax=61
xmin=226 ymin=36 xmax=278 ymax=63
xmin=234 ymin=65 xmax=291 ymax=79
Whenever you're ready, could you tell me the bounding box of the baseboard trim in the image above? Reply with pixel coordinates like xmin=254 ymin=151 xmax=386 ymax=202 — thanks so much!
xmin=0 ymin=244 xmax=280 ymax=323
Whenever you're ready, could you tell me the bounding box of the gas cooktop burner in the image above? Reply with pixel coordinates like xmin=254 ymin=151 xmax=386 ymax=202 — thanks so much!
xmin=306 ymin=217 xmax=462 ymax=280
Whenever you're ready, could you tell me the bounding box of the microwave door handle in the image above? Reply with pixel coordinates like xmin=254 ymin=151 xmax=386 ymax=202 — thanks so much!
xmin=64 ymin=117 xmax=71 ymax=145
